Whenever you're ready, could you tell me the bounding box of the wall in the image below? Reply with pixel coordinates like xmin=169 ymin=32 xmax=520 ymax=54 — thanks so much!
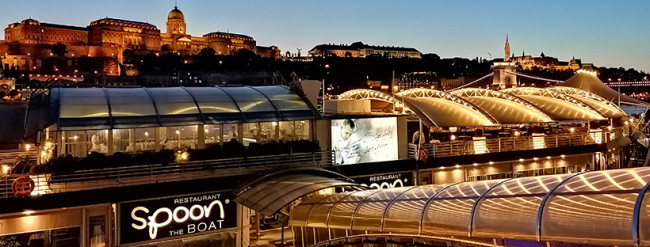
xmin=427 ymin=153 xmax=595 ymax=185
xmin=397 ymin=116 xmax=408 ymax=160
xmin=0 ymin=208 xmax=82 ymax=235
xmin=313 ymin=119 xmax=331 ymax=152
xmin=433 ymin=168 xmax=465 ymax=184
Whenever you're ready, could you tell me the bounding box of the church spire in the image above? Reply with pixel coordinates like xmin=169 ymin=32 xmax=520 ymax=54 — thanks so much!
xmin=504 ymin=34 xmax=510 ymax=62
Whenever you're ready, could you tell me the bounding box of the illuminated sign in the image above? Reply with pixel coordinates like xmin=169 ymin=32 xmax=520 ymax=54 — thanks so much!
xmin=354 ymin=172 xmax=413 ymax=189
xmin=331 ymin=117 xmax=398 ymax=165
xmin=119 ymin=192 xmax=236 ymax=244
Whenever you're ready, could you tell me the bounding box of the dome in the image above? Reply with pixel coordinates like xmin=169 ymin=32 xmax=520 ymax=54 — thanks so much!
xmin=168 ymin=6 xmax=184 ymax=20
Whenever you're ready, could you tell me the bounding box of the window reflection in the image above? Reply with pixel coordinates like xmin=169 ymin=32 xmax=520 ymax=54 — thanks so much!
xmin=204 ymin=124 xmax=222 ymax=145
xmin=55 ymin=121 xmax=310 ymax=156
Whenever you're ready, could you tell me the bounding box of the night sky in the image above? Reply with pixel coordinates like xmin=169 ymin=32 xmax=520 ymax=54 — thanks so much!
xmin=1 ymin=0 xmax=648 ymax=72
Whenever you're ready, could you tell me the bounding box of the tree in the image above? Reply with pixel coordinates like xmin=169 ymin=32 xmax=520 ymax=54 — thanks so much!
xmin=51 ymin=43 xmax=67 ymax=57
xmin=198 ymin=47 xmax=216 ymax=56
xmin=236 ymin=48 xmax=256 ymax=58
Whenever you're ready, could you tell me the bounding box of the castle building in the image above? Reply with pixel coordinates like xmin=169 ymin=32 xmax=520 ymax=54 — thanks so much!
xmin=4 ymin=18 xmax=88 ymax=46
xmin=0 ymin=5 xmax=278 ymax=76
xmin=88 ymin=18 xmax=161 ymax=51
xmin=160 ymin=6 xmax=257 ymax=55
xmin=502 ymin=36 xmax=580 ymax=72
xmin=309 ymin=41 xmax=421 ymax=59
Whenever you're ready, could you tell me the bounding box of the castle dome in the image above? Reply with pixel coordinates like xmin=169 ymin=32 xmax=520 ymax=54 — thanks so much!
xmin=168 ymin=6 xmax=184 ymax=20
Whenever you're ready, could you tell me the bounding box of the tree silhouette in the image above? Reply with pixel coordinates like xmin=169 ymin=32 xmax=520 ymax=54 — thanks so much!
xmin=52 ymin=43 xmax=67 ymax=57
xmin=198 ymin=47 xmax=216 ymax=56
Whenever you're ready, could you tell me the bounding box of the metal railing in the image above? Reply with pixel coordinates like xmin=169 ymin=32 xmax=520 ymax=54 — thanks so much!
xmin=0 ymin=151 xmax=334 ymax=199
xmin=0 ymin=150 xmax=37 ymax=164
xmin=408 ymin=132 xmax=603 ymax=159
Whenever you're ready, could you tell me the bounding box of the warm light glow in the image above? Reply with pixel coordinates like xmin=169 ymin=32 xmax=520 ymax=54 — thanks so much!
xmin=473 ymin=163 xmax=478 ymax=166
xmin=2 ymin=165 xmax=10 ymax=174
xmin=455 ymin=164 xmax=461 ymax=168
xmin=23 ymin=210 xmax=35 ymax=215
xmin=547 ymin=156 xmax=551 ymax=159
xmin=440 ymin=166 xmax=445 ymax=169
xmin=450 ymin=134 xmax=456 ymax=140
xmin=534 ymin=157 xmax=538 ymax=161
xmin=519 ymin=158 xmax=524 ymax=162
xmin=570 ymin=127 xmax=575 ymax=133
xmin=561 ymin=155 xmax=566 ymax=158
xmin=577 ymin=69 xmax=597 ymax=76
xmin=532 ymin=133 xmax=545 ymax=149
xmin=488 ymin=161 xmax=494 ymax=165
xmin=144 ymin=132 xmax=149 ymax=137
xmin=473 ymin=136 xmax=487 ymax=154
xmin=24 ymin=144 xmax=31 ymax=151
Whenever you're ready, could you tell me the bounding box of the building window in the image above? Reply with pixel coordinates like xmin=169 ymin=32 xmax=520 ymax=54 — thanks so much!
xmin=204 ymin=124 xmax=222 ymax=145
xmin=162 ymin=126 xmax=198 ymax=150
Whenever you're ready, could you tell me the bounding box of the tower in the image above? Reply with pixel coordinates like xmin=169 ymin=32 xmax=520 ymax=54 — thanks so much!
xmin=504 ymin=34 xmax=510 ymax=62
xmin=166 ymin=4 xmax=186 ymax=35
xmin=493 ymin=34 xmax=516 ymax=89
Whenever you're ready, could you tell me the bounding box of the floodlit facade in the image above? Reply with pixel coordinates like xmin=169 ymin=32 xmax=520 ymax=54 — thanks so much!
xmin=291 ymin=167 xmax=650 ymax=246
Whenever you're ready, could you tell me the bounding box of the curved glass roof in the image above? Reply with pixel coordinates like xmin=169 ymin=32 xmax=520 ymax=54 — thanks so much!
xmin=337 ymin=87 xmax=624 ymax=127
xmin=339 ymin=89 xmax=400 ymax=104
xmin=502 ymin=87 xmax=606 ymax=121
xmin=403 ymin=97 xmax=496 ymax=127
xmin=451 ymin=88 xmax=553 ymax=124
xmin=290 ymin=167 xmax=650 ymax=246
xmin=47 ymin=86 xmax=320 ymax=130
xmin=396 ymin=88 xmax=498 ymax=127
xmin=546 ymin=86 xmax=627 ymax=118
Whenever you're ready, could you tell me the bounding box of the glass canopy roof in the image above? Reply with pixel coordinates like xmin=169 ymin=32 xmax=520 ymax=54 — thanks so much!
xmin=44 ymin=86 xmax=320 ymax=130
xmin=339 ymin=87 xmax=624 ymax=127
xmin=291 ymin=167 xmax=650 ymax=246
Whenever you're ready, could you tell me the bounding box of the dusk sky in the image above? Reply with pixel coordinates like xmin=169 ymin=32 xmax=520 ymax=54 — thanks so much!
xmin=1 ymin=0 xmax=649 ymax=72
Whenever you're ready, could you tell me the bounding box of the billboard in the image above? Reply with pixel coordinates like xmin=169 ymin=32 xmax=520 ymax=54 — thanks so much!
xmin=119 ymin=192 xmax=237 ymax=245
xmin=331 ymin=117 xmax=398 ymax=165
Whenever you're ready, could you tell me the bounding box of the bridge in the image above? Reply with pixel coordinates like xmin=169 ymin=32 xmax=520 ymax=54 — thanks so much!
xmin=606 ymin=81 xmax=650 ymax=88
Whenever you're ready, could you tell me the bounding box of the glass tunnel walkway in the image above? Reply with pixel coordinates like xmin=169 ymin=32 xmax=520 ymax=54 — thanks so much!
xmin=290 ymin=167 xmax=650 ymax=246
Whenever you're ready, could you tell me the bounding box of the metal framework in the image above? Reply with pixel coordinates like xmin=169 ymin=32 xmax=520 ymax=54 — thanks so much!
xmin=338 ymin=89 xmax=400 ymax=104
xmin=290 ymin=167 xmax=650 ymax=247
xmin=452 ymin=88 xmax=553 ymax=123
xmin=502 ymin=87 xmax=607 ymax=120
xmin=546 ymin=86 xmax=627 ymax=118
xmin=396 ymin=88 xmax=498 ymax=126
xmin=338 ymin=89 xmax=411 ymax=112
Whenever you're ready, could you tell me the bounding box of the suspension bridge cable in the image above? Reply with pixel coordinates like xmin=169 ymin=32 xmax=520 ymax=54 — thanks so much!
xmin=451 ymin=72 xmax=494 ymax=90
xmin=504 ymin=70 xmax=564 ymax=83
